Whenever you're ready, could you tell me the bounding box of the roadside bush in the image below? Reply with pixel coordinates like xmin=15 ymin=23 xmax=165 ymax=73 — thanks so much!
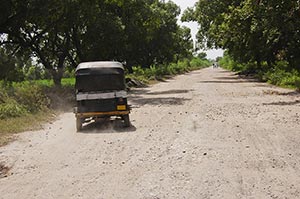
xmin=128 ymin=57 xmax=211 ymax=83
xmin=259 ymin=61 xmax=300 ymax=89
xmin=13 ymin=82 xmax=50 ymax=113
xmin=0 ymin=99 xmax=27 ymax=119
xmin=144 ymin=66 xmax=159 ymax=79
xmin=173 ymin=59 xmax=190 ymax=74
xmin=167 ymin=63 xmax=178 ymax=75
xmin=218 ymin=54 xmax=246 ymax=72
xmin=0 ymin=82 xmax=50 ymax=119
xmin=148 ymin=65 xmax=170 ymax=79
xmin=168 ymin=63 xmax=181 ymax=75
xmin=190 ymin=57 xmax=211 ymax=69
xmin=265 ymin=69 xmax=287 ymax=85
xmin=132 ymin=66 xmax=145 ymax=77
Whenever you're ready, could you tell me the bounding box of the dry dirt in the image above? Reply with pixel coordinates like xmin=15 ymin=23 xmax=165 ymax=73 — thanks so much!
xmin=0 ymin=68 xmax=300 ymax=199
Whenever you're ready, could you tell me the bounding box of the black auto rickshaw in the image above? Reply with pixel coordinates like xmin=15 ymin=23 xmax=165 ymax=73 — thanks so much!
xmin=74 ymin=61 xmax=130 ymax=131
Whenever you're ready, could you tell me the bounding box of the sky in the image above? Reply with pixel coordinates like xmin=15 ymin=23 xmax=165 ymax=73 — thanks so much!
xmin=171 ymin=0 xmax=224 ymax=60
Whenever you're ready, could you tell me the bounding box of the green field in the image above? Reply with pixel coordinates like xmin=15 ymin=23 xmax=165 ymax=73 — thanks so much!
xmin=35 ymin=78 xmax=75 ymax=87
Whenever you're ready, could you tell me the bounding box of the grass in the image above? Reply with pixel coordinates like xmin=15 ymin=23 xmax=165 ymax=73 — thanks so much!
xmin=0 ymin=111 xmax=56 ymax=146
xmin=35 ymin=78 xmax=75 ymax=87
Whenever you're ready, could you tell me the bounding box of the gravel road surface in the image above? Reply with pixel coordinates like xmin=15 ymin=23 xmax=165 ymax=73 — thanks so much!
xmin=1 ymin=68 xmax=300 ymax=199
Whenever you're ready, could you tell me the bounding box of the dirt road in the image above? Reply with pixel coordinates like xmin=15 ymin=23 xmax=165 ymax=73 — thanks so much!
xmin=1 ymin=68 xmax=300 ymax=199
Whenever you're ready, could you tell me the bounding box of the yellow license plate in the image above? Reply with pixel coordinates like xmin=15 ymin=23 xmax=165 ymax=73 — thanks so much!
xmin=117 ymin=105 xmax=126 ymax=110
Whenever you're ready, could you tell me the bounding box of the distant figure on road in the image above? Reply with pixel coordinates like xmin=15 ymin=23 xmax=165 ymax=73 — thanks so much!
xmin=213 ymin=62 xmax=218 ymax=68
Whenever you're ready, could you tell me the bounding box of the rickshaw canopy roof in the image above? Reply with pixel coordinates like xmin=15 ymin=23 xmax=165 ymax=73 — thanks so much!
xmin=75 ymin=61 xmax=124 ymax=73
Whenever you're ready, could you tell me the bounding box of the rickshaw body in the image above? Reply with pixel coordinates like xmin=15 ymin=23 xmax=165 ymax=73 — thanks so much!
xmin=74 ymin=61 xmax=130 ymax=131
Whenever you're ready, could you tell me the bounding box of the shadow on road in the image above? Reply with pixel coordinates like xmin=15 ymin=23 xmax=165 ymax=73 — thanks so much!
xmin=146 ymin=89 xmax=192 ymax=95
xmin=129 ymin=89 xmax=191 ymax=96
xmin=217 ymin=70 xmax=233 ymax=73
xmin=263 ymin=100 xmax=300 ymax=106
xmin=215 ymin=76 xmax=239 ymax=80
xmin=198 ymin=80 xmax=259 ymax=84
xmin=128 ymin=89 xmax=192 ymax=107
xmin=263 ymin=90 xmax=300 ymax=96
xmin=276 ymin=91 xmax=300 ymax=96
xmin=130 ymin=97 xmax=191 ymax=106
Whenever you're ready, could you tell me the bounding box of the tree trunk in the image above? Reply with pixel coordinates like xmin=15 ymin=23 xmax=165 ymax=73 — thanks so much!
xmin=51 ymin=51 xmax=67 ymax=87
xmin=51 ymin=68 xmax=64 ymax=87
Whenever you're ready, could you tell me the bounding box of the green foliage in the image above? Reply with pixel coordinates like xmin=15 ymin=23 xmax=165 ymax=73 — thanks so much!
xmin=63 ymin=68 xmax=75 ymax=78
xmin=263 ymin=66 xmax=300 ymax=89
xmin=128 ymin=58 xmax=210 ymax=82
xmin=35 ymin=78 xmax=75 ymax=87
xmin=0 ymin=82 xmax=50 ymax=120
xmin=23 ymin=65 xmax=45 ymax=80
xmin=190 ymin=58 xmax=211 ymax=69
xmin=0 ymin=99 xmax=27 ymax=119
xmin=0 ymin=48 xmax=27 ymax=82
xmin=12 ymin=83 xmax=50 ymax=113
xmin=197 ymin=52 xmax=208 ymax=60
xmin=61 ymin=78 xmax=75 ymax=86
xmin=219 ymin=52 xmax=242 ymax=71
xmin=1 ymin=0 xmax=194 ymax=85
xmin=184 ymin=0 xmax=300 ymax=71
xmin=168 ymin=63 xmax=186 ymax=75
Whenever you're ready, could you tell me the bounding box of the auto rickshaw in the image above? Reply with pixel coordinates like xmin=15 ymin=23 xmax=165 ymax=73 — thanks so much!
xmin=74 ymin=61 xmax=130 ymax=131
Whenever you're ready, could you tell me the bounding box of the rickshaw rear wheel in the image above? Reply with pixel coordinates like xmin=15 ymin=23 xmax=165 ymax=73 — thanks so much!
xmin=76 ymin=117 xmax=83 ymax=131
xmin=123 ymin=114 xmax=130 ymax=127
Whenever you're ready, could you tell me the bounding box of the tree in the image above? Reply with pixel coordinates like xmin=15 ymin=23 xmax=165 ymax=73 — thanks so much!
xmin=182 ymin=0 xmax=300 ymax=71
xmin=0 ymin=47 xmax=28 ymax=82
xmin=0 ymin=0 xmax=78 ymax=86
xmin=118 ymin=0 xmax=191 ymax=69
xmin=197 ymin=52 xmax=207 ymax=60
xmin=0 ymin=0 xmax=194 ymax=85
xmin=173 ymin=26 xmax=194 ymax=62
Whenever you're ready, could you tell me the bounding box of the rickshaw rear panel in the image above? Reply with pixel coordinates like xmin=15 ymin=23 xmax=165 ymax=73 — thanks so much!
xmin=74 ymin=61 xmax=131 ymax=131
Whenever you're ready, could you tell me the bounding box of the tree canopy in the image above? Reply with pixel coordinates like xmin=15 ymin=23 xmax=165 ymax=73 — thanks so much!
xmin=0 ymin=0 xmax=193 ymax=85
xmin=183 ymin=0 xmax=300 ymax=70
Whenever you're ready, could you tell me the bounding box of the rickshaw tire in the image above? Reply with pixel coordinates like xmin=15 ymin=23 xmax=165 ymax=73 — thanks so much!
xmin=76 ymin=117 xmax=82 ymax=132
xmin=123 ymin=114 xmax=130 ymax=127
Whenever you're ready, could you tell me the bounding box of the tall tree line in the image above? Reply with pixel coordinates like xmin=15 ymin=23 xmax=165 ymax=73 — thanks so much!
xmin=0 ymin=0 xmax=193 ymax=85
xmin=183 ymin=0 xmax=300 ymax=70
